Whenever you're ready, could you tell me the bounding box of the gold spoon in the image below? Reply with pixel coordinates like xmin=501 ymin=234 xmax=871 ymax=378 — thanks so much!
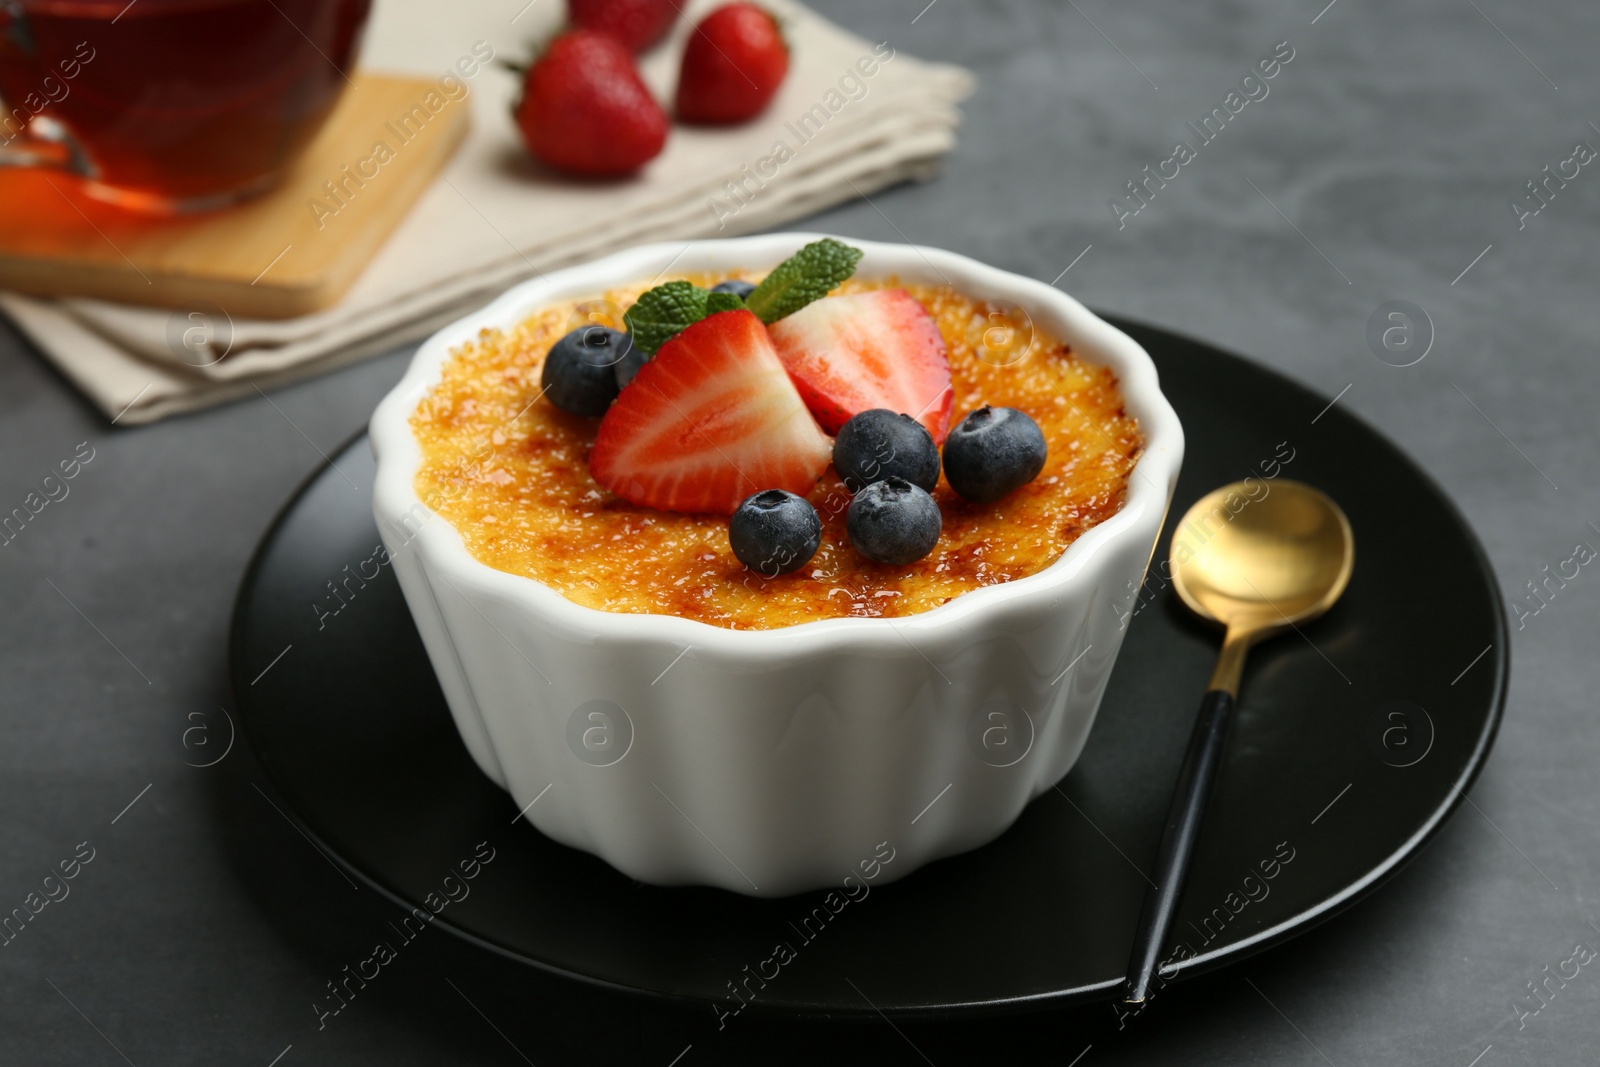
xmin=1122 ymin=479 xmax=1354 ymax=1006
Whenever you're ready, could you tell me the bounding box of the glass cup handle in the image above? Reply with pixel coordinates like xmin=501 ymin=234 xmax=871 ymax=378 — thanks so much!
xmin=0 ymin=2 xmax=95 ymax=177
xmin=0 ymin=114 xmax=91 ymax=172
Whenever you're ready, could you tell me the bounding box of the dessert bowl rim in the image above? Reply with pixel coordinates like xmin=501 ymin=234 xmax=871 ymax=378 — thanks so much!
xmin=368 ymin=231 xmax=1184 ymax=655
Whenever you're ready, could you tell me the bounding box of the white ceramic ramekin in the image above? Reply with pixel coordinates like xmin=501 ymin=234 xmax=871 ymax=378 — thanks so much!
xmin=369 ymin=233 xmax=1183 ymax=897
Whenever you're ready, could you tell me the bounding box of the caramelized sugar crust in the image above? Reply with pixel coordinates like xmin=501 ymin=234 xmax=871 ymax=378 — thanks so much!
xmin=411 ymin=276 xmax=1143 ymax=630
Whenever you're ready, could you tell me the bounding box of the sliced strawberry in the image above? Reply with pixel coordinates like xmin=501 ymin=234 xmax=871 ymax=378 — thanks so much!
xmin=589 ymin=309 xmax=832 ymax=514
xmin=767 ymin=290 xmax=954 ymax=443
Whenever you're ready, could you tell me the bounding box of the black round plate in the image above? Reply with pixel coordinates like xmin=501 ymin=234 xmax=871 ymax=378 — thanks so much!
xmin=231 ymin=318 xmax=1507 ymax=1018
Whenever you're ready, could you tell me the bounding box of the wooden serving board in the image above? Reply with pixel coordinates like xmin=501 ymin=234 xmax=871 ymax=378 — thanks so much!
xmin=0 ymin=70 xmax=469 ymax=320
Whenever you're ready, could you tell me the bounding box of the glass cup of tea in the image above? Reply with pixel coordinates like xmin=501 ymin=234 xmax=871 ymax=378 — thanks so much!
xmin=0 ymin=0 xmax=372 ymax=213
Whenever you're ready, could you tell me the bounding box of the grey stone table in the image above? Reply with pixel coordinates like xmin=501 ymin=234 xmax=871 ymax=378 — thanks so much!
xmin=3 ymin=1 xmax=1597 ymax=1063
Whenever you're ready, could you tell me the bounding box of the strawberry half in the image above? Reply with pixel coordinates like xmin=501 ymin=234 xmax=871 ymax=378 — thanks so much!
xmin=589 ymin=309 xmax=832 ymax=514
xmin=767 ymin=290 xmax=955 ymax=443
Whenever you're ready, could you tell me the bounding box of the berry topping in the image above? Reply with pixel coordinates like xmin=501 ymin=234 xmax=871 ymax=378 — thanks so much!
xmin=676 ymin=3 xmax=789 ymax=125
xmin=613 ymin=341 xmax=649 ymax=388
xmin=768 ymin=289 xmax=954 ymax=442
xmin=514 ymin=30 xmax=668 ymax=177
xmin=619 ymin=240 xmax=863 ymax=362
xmin=846 ymin=477 xmax=942 ymax=566
xmin=623 ymin=280 xmax=744 ymax=355
xmin=942 ymin=405 xmax=1048 ymax=503
xmin=833 ymin=409 xmax=940 ymax=493
xmin=728 ymin=489 xmax=822 ymax=576
xmin=589 ymin=308 xmax=832 ymax=514
xmin=568 ymin=0 xmax=678 ymax=53
xmin=542 ymin=325 xmax=634 ymax=415
xmin=710 ymin=278 xmax=757 ymax=299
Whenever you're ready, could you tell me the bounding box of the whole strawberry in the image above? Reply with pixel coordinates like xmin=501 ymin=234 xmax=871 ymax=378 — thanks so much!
xmin=675 ymin=3 xmax=789 ymax=124
xmin=568 ymin=0 xmax=678 ymax=53
xmin=515 ymin=30 xmax=668 ymax=177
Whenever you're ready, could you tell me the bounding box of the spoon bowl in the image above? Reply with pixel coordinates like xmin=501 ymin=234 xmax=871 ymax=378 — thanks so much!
xmin=1171 ymin=480 xmax=1354 ymax=634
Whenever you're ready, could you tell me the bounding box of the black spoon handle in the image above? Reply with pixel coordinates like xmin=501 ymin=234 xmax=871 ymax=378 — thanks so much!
xmin=1121 ymin=688 xmax=1236 ymax=1005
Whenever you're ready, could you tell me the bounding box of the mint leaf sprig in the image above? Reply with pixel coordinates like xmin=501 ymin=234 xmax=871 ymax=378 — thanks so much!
xmin=743 ymin=238 xmax=863 ymax=324
xmin=623 ymin=282 xmax=743 ymax=356
xmin=620 ymin=238 xmax=863 ymax=356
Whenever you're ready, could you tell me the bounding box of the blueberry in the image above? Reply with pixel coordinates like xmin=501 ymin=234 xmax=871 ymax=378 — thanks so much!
xmin=833 ymin=409 xmax=940 ymax=493
xmin=729 ymin=489 xmax=822 ymax=576
xmin=942 ymin=405 xmax=1048 ymax=503
xmin=846 ymin=477 xmax=941 ymax=565
xmin=711 ymin=279 xmax=756 ymax=299
xmin=613 ymin=342 xmax=649 ymax=389
xmin=542 ymin=326 xmax=636 ymax=416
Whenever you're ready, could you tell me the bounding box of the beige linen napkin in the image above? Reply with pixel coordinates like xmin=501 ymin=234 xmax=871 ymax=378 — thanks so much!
xmin=0 ymin=0 xmax=972 ymax=425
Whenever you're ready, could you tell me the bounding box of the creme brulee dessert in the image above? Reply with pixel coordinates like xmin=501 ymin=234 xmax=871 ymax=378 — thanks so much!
xmin=411 ymin=240 xmax=1141 ymax=630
